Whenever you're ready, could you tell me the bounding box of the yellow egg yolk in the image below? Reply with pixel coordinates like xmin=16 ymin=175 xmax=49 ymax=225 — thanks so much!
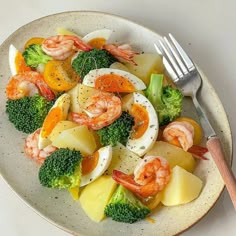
xmin=82 ymin=151 xmax=99 ymax=175
xmin=41 ymin=107 xmax=64 ymax=138
xmin=94 ymin=74 xmax=136 ymax=93
xmin=130 ymin=103 xmax=149 ymax=139
xmin=88 ymin=38 xmax=106 ymax=49
xmin=15 ymin=52 xmax=31 ymax=73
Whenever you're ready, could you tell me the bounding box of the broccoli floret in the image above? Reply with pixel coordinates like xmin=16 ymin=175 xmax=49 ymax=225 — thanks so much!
xmin=145 ymin=74 xmax=183 ymax=126
xmin=72 ymin=48 xmax=117 ymax=79
xmin=23 ymin=44 xmax=52 ymax=68
xmin=38 ymin=148 xmax=82 ymax=189
xmin=97 ymin=111 xmax=134 ymax=146
xmin=104 ymin=185 xmax=150 ymax=223
xmin=6 ymin=94 xmax=54 ymax=133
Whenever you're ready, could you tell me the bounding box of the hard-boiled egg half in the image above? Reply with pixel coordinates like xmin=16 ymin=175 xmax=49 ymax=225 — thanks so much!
xmin=82 ymin=29 xmax=112 ymax=49
xmin=38 ymin=93 xmax=71 ymax=149
xmin=80 ymin=145 xmax=112 ymax=187
xmin=123 ymin=92 xmax=159 ymax=156
xmin=82 ymin=68 xmax=146 ymax=93
xmin=9 ymin=44 xmax=31 ymax=75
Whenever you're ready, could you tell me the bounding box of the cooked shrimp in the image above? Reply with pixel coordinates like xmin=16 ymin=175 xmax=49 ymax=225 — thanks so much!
xmin=42 ymin=35 xmax=92 ymax=60
xmin=162 ymin=121 xmax=194 ymax=151
xmin=71 ymin=92 xmax=122 ymax=130
xmin=103 ymin=43 xmax=139 ymax=65
xmin=5 ymin=71 xmax=55 ymax=101
xmin=112 ymin=156 xmax=171 ymax=198
xmin=24 ymin=128 xmax=57 ymax=165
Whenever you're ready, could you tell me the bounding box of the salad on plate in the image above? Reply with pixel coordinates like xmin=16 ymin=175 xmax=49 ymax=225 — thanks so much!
xmin=4 ymin=27 xmax=208 ymax=224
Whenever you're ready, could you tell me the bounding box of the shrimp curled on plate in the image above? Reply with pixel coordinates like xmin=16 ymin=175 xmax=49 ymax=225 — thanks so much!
xmin=42 ymin=35 xmax=92 ymax=60
xmin=103 ymin=43 xmax=139 ymax=65
xmin=24 ymin=128 xmax=57 ymax=165
xmin=112 ymin=156 xmax=171 ymax=198
xmin=162 ymin=121 xmax=194 ymax=151
xmin=71 ymin=92 xmax=122 ymax=130
xmin=5 ymin=71 xmax=55 ymax=101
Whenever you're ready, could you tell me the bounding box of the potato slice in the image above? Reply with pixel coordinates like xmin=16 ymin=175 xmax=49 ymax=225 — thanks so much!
xmin=146 ymin=141 xmax=196 ymax=172
xmin=48 ymin=120 xmax=78 ymax=142
xmin=105 ymin=142 xmax=141 ymax=175
xmin=124 ymin=54 xmax=164 ymax=85
xmin=79 ymin=175 xmax=117 ymax=222
xmin=56 ymin=27 xmax=80 ymax=36
xmin=161 ymin=166 xmax=203 ymax=206
xmin=78 ymin=84 xmax=99 ymax=109
xmin=67 ymin=83 xmax=82 ymax=113
xmin=109 ymin=62 xmax=130 ymax=71
xmin=52 ymin=125 xmax=97 ymax=156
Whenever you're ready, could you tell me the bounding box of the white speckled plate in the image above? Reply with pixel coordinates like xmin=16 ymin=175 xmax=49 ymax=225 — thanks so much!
xmin=0 ymin=11 xmax=232 ymax=236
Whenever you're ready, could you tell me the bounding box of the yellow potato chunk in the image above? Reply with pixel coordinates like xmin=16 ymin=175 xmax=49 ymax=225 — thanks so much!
xmin=146 ymin=141 xmax=196 ymax=172
xmin=106 ymin=142 xmax=141 ymax=175
xmin=49 ymin=120 xmax=78 ymax=142
xmin=109 ymin=62 xmax=130 ymax=71
xmin=67 ymin=83 xmax=82 ymax=113
xmin=124 ymin=54 xmax=164 ymax=85
xmin=78 ymin=84 xmax=99 ymax=109
xmin=56 ymin=27 xmax=79 ymax=36
xmin=161 ymin=166 xmax=203 ymax=206
xmin=79 ymin=175 xmax=117 ymax=222
xmin=52 ymin=125 xmax=97 ymax=156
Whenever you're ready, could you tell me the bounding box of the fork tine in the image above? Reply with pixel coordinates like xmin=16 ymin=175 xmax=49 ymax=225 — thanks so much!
xmin=158 ymin=39 xmax=184 ymax=78
xmin=163 ymin=36 xmax=188 ymax=75
xmin=154 ymin=43 xmax=179 ymax=82
xmin=169 ymin=33 xmax=195 ymax=71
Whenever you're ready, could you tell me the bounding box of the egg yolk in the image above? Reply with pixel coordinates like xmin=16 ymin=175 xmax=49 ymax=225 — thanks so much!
xmin=130 ymin=103 xmax=149 ymax=139
xmin=41 ymin=107 xmax=64 ymax=138
xmin=88 ymin=38 xmax=106 ymax=49
xmin=82 ymin=151 xmax=99 ymax=175
xmin=15 ymin=52 xmax=31 ymax=73
xmin=95 ymin=74 xmax=136 ymax=93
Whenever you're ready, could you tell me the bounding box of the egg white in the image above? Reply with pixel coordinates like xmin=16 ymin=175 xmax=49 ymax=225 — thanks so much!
xmin=126 ymin=92 xmax=159 ymax=156
xmin=82 ymin=29 xmax=112 ymax=43
xmin=9 ymin=44 xmax=19 ymax=76
xmin=80 ymin=145 xmax=112 ymax=187
xmin=82 ymin=68 xmax=146 ymax=91
xmin=38 ymin=93 xmax=71 ymax=149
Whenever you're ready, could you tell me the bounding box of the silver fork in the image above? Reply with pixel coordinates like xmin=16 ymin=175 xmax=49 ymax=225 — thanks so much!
xmin=154 ymin=34 xmax=236 ymax=209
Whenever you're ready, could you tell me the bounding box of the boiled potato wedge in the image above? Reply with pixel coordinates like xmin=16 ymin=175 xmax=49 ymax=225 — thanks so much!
xmin=78 ymin=84 xmax=99 ymax=109
xmin=146 ymin=141 xmax=196 ymax=172
xmin=161 ymin=166 xmax=203 ymax=206
xmin=52 ymin=125 xmax=97 ymax=156
xmin=105 ymin=142 xmax=141 ymax=175
xmin=79 ymin=175 xmax=117 ymax=222
xmin=124 ymin=54 xmax=164 ymax=85
xmin=67 ymin=83 xmax=82 ymax=113
xmin=109 ymin=62 xmax=130 ymax=71
xmin=49 ymin=120 xmax=78 ymax=142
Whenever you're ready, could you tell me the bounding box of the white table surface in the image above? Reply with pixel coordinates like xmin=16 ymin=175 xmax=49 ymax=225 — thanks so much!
xmin=0 ymin=0 xmax=236 ymax=235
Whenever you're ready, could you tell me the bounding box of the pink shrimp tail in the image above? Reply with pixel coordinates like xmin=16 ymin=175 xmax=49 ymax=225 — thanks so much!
xmin=73 ymin=37 xmax=92 ymax=51
xmin=112 ymin=170 xmax=160 ymax=198
xmin=103 ymin=44 xmax=139 ymax=65
xmin=36 ymin=80 xmax=55 ymax=101
xmin=188 ymin=145 xmax=208 ymax=160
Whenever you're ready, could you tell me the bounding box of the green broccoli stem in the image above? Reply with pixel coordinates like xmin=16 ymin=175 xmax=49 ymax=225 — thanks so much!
xmin=145 ymin=73 xmax=183 ymax=126
xmin=145 ymin=73 xmax=164 ymax=109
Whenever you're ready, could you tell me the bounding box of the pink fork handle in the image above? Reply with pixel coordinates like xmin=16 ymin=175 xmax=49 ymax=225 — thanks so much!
xmin=206 ymin=136 xmax=236 ymax=209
